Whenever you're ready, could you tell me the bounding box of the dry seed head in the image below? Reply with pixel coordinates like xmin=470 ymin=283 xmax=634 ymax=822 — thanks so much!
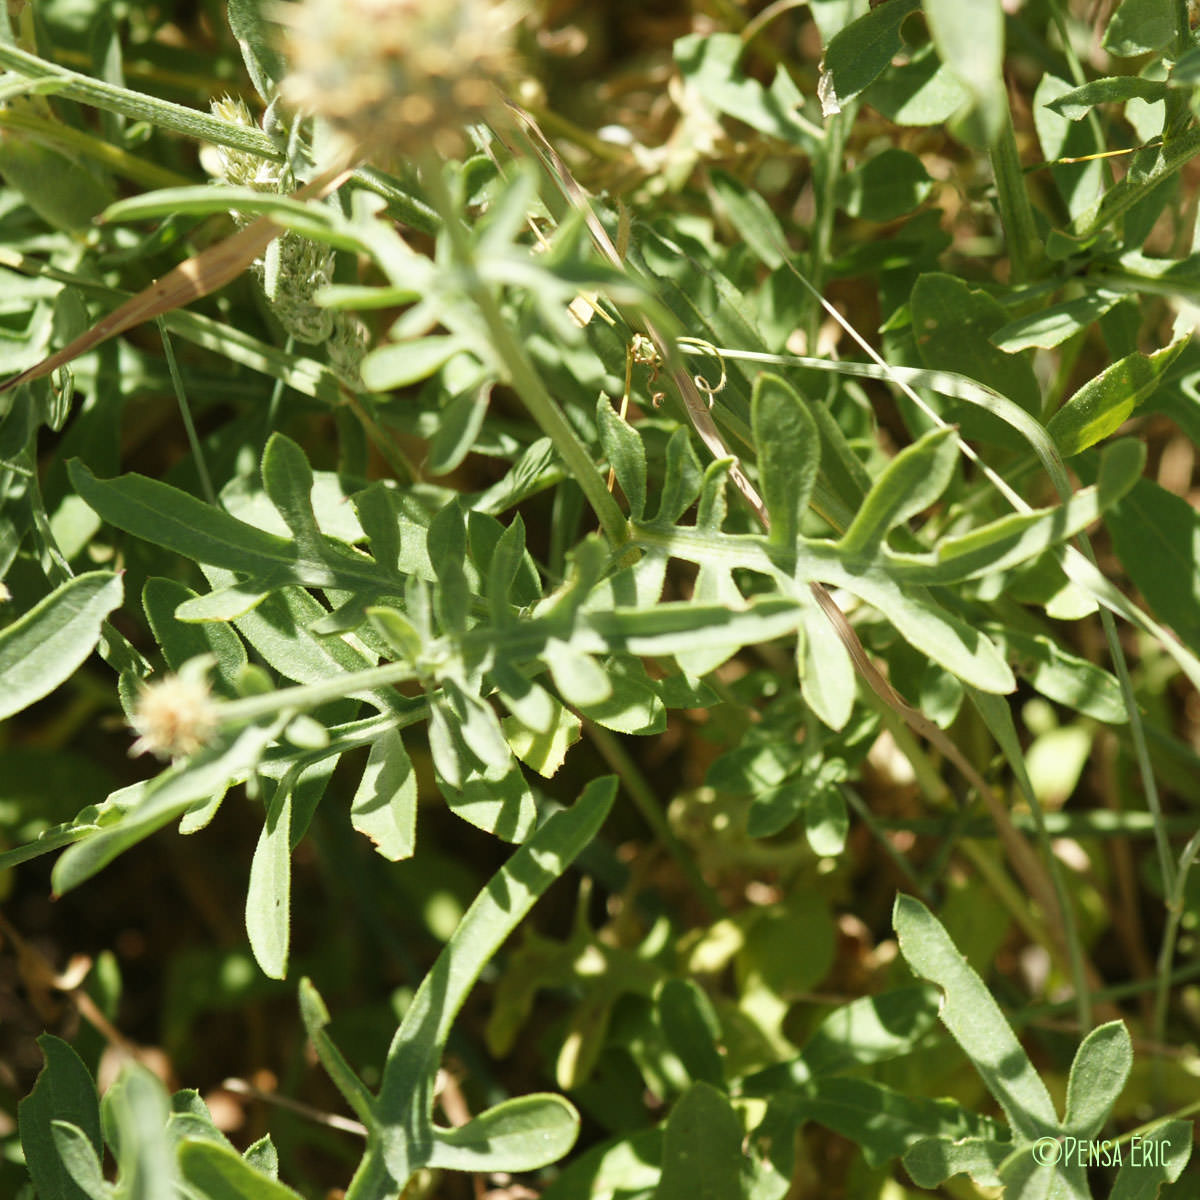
xmin=278 ymin=0 xmax=518 ymax=160
xmin=129 ymin=672 xmax=219 ymax=760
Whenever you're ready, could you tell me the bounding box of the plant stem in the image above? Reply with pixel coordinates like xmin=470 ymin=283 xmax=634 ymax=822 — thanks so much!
xmin=157 ymin=316 xmax=216 ymax=505
xmin=420 ymin=159 xmax=629 ymax=547
xmin=1153 ymin=830 xmax=1200 ymax=1096
xmin=989 ymin=109 xmax=1043 ymax=284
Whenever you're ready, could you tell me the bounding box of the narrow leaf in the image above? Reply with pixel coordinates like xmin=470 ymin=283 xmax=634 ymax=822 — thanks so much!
xmin=1046 ymin=76 xmax=1169 ymax=119
xmin=1048 ymin=337 xmax=1186 ymax=456
xmin=1108 ymin=1119 xmax=1192 ymax=1198
xmin=893 ymin=894 xmax=1058 ymax=1140
xmin=351 ymin=730 xmax=417 ymax=861
xmin=751 ymin=372 xmax=820 ymax=549
xmin=596 ymin=395 xmax=647 ymax=520
xmin=990 ymin=291 xmax=1122 ymax=352
xmin=427 ymin=1095 xmax=580 ymax=1172
xmin=821 ymin=0 xmax=922 ymax=108
xmin=1064 ymin=1021 xmax=1131 ymax=1137
xmin=0 ymin=572 xmax=122 ymax=721
xmin=1102 ymin=0 xmax=1177 ymax=56
xmin=18 ymin=1036 xmax=103 ymax=1200
xmin=376 ymin=777 xmax=617 ymax=1140
xmin=656 ymin=1082 xmax=743 ymax=1200
xmin=246 ymin=781 xmax=293 ymax=980
xmin=838 ymin=426 xmax=958 ymax=558
xmin=361 ymin=336 xmax=469 ymax=391
xmin=178 ymin=1138 xmax=305 ymax=1200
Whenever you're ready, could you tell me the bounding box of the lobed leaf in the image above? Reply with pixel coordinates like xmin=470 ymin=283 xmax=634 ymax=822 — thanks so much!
xmin=894 ymin=894 xmax=1057 ymax=1140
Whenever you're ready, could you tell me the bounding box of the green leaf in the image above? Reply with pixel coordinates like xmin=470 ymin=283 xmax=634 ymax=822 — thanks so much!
xmin=545 ymin=639 xmax=612 ymax=707
xmin=1068 ymin=126 xmax=1200 ymax=242
xmin=66 ymin=462 xmax=285 ymax=574
xmin=361 ymin=336 xmax=470 ymax=391
xmin=0 ymin=571 xmax=122 ymax=721
xmin=658 ymin=980 xmax=725 ymax=1088
xmin=440 ymin=751 xmax=537 ymax=843
xmin=652 ymin=427 xmax=704 ymax=525
xmin=539 ymin=1129 xmax=662 ymax=1200
xmin=245 ymin=780 xmax=293 ymax=980
xmin=656 ymin=1082 xmax=743 ymax=1200
xmin=838 ymin=426 xmax=958 ymax=558
xmin=502 ymin=700 xmax=580 ymax=777
xmin=752 ymin=372 xmax=820 ymax=549
xmin=367 ymin=606 xmax=425 ymax=665
xmin=990 ymin=292 xmax=1122 ymax=352
xmin=1105 ymin=476 xmax=1200 ymax=657
xmin=52 ymin=721 xmax=280 ymax=896
xmin=911 ymin=273 xmax=1042 ymax=422
xmin=373 ymin=778 xmax=616 ymax=1180
xmin=572 ymin=656 xmax=666 ymax=735
xmin=1102 ymin=0 xmax=1177 ymax=56
xmin=673 ymin=33 xmax=813 ymax=145
xmin=804 ymin=784 xmax=849 ymax=856
xmin=428 ymin=1095 xmax=580 ymax=1172
xmin=710 ymin=169 xmax=787 ymax=269
xmin=485 ymin=513 xmax=529 ymax=624
xmin=102 ymin=1065 xmax=176 ymax=1200
xmin=18 ymin=1036 xmax=103 ymax=1200
xmin=988 ymin=625 xmax=1126 ymax=723
xmin=442 ymin=677 xmax=512 ymax=769
xmin=757 ymin=1077 xmax=998 ymax=1172
xmin=1048 ymin=337 xmax=1187 ymax=456
xmin=923 ymin=0 xmax=1006 ymax=142
xmin=803 ymin=986 xmax=939 ymax=1076
xmin=1108 ymin=1119 xmax=1192 ymax=1198
xmin=821 ymin=0 xmax=922 ymax=108
xmin=351 ymin=730 xmax=417 ymax=861
xmin=1033 ymin=75 xmax=1106 ymax=220
xmin=260 ymin=433 xmax=323 ymax=552
xmin=904 ymin=1135 xmax=1008 ymax=1189
xmin=864 ymin=47 xmax=970 ymax=126
xmin=227 ymin=0 xmax=287 ymax=102
xmin=797 ymin=590 xmax=856 ymax=731
xmin=177 ymin=1138 xmax=305 ymax=1200
xmin=297 ymin=979 xmax=377 ymax=1127
xmin=50 ymin=1121 xmax=112 ymax=1200
xmin=430 ymin=500 xmax=470 ymax=635
xmin=893 ymin=894 xmax=1058 ymax=1140
xmin=742 ymin=986 xmax=940 ymax=1091
xmin=143 ymin=578 xmax=247 ymax=695
xmin=1063 ymin=1021 xmax=1131 ymax=1137
xmin=597 ymin=394 xmax=647 ymax=520
xmin=836 ymin=149 xmax=933 ymax=221
xmin=1046 ymin=76 xmax=1169 ymax=120
xmin=427 ymin=383 xmax=491 ymax=476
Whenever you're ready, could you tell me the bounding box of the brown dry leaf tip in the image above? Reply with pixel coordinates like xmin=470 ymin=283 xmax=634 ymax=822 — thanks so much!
xmin=277 ymin=0 xmax=519 ymax=161
xmin=128 ymin=671 xmax=219 ymax=760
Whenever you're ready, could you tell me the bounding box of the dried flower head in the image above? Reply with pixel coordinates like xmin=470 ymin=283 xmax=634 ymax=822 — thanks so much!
xmin=129 ymin=671 xmax=219 ymax=760
xmin=278 ymin=0 xmax=518 ymax=161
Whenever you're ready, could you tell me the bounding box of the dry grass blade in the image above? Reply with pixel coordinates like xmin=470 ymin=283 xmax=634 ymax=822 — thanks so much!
xmin=0 ymin=163 xmax=354 ymax=396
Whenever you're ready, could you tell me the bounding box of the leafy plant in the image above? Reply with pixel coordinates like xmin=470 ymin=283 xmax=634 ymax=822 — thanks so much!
xmin=4 ymin=0 xmax=1200 ymax=1197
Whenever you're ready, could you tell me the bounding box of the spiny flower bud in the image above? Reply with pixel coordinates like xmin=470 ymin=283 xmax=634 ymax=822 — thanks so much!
xmin=209 ymin=95 xmax=335 ymax=345
xmin=278 ymin=0 xmax=518 ymax=161
xmin=129 ymin=671 xmax=219 ymax=761
xmin=208 ymin=95 xmax=286 ymax=193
